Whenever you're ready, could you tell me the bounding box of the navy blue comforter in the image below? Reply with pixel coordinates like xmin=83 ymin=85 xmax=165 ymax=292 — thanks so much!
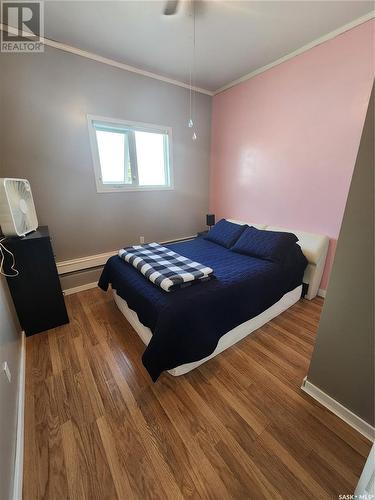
xmin=98 ymin=237 xmax=307 ymax=381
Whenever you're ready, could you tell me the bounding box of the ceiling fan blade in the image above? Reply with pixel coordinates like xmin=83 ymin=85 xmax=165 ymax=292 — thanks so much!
xmin=163 ymin=0 xmax=179 ymax=15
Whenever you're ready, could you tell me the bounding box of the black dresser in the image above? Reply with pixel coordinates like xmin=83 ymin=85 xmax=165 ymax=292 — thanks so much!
xmin=5 ymin=226 xmax=69 ymax=336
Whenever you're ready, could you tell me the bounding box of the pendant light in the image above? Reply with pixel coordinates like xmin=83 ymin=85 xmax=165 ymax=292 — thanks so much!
xmin=188 ymin=0 xmax=197 ymax=141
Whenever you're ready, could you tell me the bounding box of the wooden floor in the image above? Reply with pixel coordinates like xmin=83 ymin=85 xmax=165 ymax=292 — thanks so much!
xmin=23 ymin=289 xmax=371 ymax=500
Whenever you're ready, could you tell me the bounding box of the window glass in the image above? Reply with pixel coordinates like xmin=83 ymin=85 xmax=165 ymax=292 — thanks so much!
xmin=88 ymin=116 xmax=172 ymax=192
xmin=135 ymin=131 xmax=167 ymax=186
xmin=96 ymin=130 xmax=128 ymax=184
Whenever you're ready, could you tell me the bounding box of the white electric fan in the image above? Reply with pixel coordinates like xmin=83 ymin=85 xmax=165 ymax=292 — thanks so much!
xmin=0 ymin=178 xmax=38 ymax=237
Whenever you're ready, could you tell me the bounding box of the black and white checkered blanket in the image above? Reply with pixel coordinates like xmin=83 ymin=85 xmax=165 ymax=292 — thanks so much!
xmin=118 ymin=242 xmax=213 ymax=292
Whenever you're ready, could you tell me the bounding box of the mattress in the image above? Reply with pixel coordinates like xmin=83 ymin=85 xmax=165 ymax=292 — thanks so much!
xmin=99 ymin=237 xmax=307 ymax=380
xmin=112 ymin=285 xmax=302 ymax=376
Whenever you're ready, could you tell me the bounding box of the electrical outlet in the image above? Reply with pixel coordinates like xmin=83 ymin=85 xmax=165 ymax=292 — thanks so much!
xmin=2 ymin=362 xmax=11 ymax=383
xmin=140 ymin=236 xmax=145 ymax=244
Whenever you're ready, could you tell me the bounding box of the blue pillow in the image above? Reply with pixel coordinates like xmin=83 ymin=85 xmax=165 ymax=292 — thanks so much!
xmin=231 ymin=226 xmax=299 ymax=263
xmin=204 ymin=219 xmax=247 ymax=249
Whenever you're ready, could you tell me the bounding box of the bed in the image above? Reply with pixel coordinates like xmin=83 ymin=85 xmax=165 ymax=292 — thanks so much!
xmin=99 ymin=220 xmax=329 ymax=380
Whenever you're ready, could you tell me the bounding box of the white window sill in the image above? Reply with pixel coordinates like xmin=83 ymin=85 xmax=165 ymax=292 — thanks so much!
xmin=96 ymin=185 xmax=174 ymax=193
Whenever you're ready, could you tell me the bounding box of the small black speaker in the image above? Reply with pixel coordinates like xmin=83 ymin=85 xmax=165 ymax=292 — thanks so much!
xmin=206 ymin=213 xmax=215 ymax=228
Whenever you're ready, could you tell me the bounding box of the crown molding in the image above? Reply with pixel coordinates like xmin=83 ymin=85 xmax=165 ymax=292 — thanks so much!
xmin=214 ymin=11 xmax=375 ymax=95
xmin=0 ymin=24 xmax=214 ymax=96
xmin=2 ymin=10 xmax=373 ymax=98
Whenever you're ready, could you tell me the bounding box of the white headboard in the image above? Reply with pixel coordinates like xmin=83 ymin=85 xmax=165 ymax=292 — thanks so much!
xmin=227 ymin=219 xmax=329 ymax=300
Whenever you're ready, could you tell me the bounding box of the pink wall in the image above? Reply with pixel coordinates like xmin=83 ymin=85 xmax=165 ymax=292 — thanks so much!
xmin=210 ymin=20 xmax=374 ymax=290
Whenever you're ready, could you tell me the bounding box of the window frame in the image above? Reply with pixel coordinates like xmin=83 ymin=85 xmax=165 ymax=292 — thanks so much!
xmin=87 ymin=114 xmax=174 ymax=193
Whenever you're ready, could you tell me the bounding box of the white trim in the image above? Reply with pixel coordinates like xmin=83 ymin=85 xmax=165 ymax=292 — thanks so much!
xmin=301 ymin=377 xmax=375 ymax=442
xmin=13 ymin=331 xmax=26 ymax=500
xmin=88 ymin=115 xmax=173 ymax=135
xmin=63 ymin=282 xmax=98 ymax=296
xmin=86 ymin=114 xmax=174 ymax=193
xmin=0 ymin=24 xmax=213 ymax=96
xmin=355 ymin=443 xmax=375 ymax=496
xmin=57 ymin=250 xmax=116 ymax=275
xmin=93 ymin=186 xmax=175 ymax=193
xmin=318 ymin=288 xmax=326 ymax=298
xmin=2 ymin=12 xmax=373 ymax=97
xmin=215 ymin=12 xmax=375 ymax=94
xmin=56 ymin=235 xmax=196 ymax=275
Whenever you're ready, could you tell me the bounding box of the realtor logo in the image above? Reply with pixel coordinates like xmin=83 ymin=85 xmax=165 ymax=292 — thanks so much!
xmin=1 ymin=1 xmax=44 ymax=52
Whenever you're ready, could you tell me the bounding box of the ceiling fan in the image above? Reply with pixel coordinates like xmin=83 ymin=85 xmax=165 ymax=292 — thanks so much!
xmin=163 ymin=1 xmax=254 ymax=17
xmin=163 ymin=0 xmax=204 ymax=16
xmin=163 ymin=0 xmax=180 ymax=16
xmin=163 ymin=0 xmax=199 ymax=141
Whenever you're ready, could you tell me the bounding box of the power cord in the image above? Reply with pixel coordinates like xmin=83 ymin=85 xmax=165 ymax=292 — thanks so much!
xmin=0 ymin=237 xmax=19 ymax=277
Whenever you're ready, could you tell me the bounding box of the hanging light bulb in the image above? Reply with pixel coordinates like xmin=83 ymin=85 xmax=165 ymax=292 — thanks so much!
xmin=187 ymin=0 xmax=197 ymax=142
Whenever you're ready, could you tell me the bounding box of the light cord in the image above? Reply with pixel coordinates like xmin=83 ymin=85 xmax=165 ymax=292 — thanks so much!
xmin=0 ymin=237 xmax=19 ymax=277
xmin=188 ymin=0 xmax=197 ymax=140
xmin=188 ymin=0 xmax=196 ymax=132
xmin=192 ymin=0 xmax=196 ymax=125
xmin=189 ymin=7 xmax=192 ymax=127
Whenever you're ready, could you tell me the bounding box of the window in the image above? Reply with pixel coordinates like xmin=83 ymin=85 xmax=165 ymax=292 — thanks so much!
xmin=87 ymin=115 xmax=173 ymax=192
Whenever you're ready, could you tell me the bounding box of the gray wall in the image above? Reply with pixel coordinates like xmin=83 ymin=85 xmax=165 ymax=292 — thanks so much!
xmin=307 ymin=88 xmax=374 ymax=425
xmin=0 ymin=276 xmax=22 ymax=500
xmin=0 ymin=47 xmax=211 ymax=266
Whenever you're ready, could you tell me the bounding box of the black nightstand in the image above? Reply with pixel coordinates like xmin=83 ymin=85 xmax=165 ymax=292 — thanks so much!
xmin=197 ymin=230 xmax=209 ymax=237
xmin=5 ymin=226 xmax=69 ymax=336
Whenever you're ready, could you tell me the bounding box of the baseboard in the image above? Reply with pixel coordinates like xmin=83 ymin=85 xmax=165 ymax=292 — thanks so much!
xmin=301 ymin=377 xmax=374 ymax=442
xmin=56 ymin=235 xmax=196 ymax=275
xmin=63 ymin=282 xmax=98 ymax=296
xmin=13 ymin=331 xmax=26 ymax=500
xmin=318 ymin=288 xmax=326 ymax=298
xmin=57 ymin=250 xmax=116 ymax=275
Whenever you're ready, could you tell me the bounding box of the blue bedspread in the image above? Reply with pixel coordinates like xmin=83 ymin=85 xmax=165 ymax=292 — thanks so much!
xmin=98 ymin=237 xmax=307 ymax=381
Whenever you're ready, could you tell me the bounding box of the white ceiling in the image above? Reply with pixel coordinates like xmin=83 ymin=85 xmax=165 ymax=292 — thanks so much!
xmin=43 ymin=1 xmax=374 ymax=92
